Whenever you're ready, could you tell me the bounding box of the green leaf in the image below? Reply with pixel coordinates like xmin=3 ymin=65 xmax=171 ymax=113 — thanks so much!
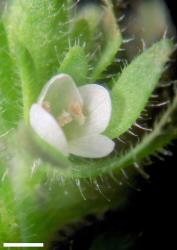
xmin=0 ymin=19 xmax=21 ymax=130
xmin=91 ymin=0 xmax=122 ymax=80
xmin=71 ymin=1 xmax=122 ymax=81
xmin=5 ymin=0 xmax=71 ymax=95
xmin=70 ymin=18 xmax=91 ymax=49
xmin=70 ymin=4 xmax=103 ymax=58
xmin=106 ymin=39 xmax=174 ymax=139
xmin=15 ymin=43 xmax=39 ymax=123
xmin=59 ymin=46 xmax=88 ymax=86
xmin=0 ymin=163 xmax=20 ymax=243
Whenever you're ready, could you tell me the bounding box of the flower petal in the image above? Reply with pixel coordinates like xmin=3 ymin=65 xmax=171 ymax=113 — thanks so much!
xmin=79 ymin=84 xmax=112 ymax=134
xmin=30 ymin=104 xmax=68 ymax=156
xmin=38 ymin=74 xmax=83 ymax=118
xmin=68 ymin=135 xmax=115 ymax=158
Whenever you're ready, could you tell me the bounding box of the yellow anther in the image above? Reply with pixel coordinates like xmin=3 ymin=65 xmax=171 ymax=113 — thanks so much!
xmin=42 ymin=101 xmax=50 ymax=112
xmin=70 ymin=102 xmax=82 ymax=116
xmin=69 ymin=102 xmax=85 ymax=125
xmin=58 ymin=111 xmax=73 ymax=127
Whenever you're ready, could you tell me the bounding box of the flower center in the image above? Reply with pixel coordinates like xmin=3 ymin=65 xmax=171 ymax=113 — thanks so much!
xmin=42 ymin=101 xmax=85 ymax=127
xmin=69 ymin=102 xmax=86 ymax=125
xmin=58 ymin=111 xmax=73 ymax=127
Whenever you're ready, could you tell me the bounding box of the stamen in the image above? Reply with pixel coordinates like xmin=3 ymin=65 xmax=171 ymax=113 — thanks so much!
xmin=42 ymin=101 xmax=50 ymax=112
xmin=58 ymin=111 xmax=73 ymax=127
xmin=70 ymin=102 xmax=85 ymax=125
xmin=70 ymin=102 xmax=82 ymax=116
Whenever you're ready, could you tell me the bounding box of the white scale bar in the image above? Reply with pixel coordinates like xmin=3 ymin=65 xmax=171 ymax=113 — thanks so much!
xmin=3 ymin=243 xmax=44 ymax=248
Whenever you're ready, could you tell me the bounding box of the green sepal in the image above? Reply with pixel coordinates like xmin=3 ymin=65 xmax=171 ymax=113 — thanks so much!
xmin=59 ymin=46 xmax=88 ymax=86
xmin=71 ymin=1 xmax=122 ymax=81
xmin=70 ymin=19 xmax=91 ymax=49
xmin=70 ymin=4 xmax=103 ymax=58
xmin=91 ymin=0 xmax=122 ymax=80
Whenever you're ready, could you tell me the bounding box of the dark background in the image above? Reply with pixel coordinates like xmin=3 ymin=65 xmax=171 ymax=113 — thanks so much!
xmin=57 ymin=144 xmax=176 ymax=250
xmin=166 ymin=0 xmax=177 ymax=24
xmin=54 ymin=1 xmax=177 ymax=249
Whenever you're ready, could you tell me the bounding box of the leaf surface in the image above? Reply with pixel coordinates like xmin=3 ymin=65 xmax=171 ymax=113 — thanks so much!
xmin=106 ymin=40 xmax=174 ymax=138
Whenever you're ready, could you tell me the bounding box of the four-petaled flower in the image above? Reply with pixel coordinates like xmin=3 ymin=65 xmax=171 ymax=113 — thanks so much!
xmin=30 ymin=74 xmax=115 ymax=158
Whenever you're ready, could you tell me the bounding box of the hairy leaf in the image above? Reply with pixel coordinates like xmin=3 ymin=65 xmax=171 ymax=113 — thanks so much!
xmin=15 ymin=44 xmax=38 ymax=123
xmin=5 ymin=0 xmax=71 ymax=95
xmin=59 ymin=46 xmax=88 ymax=86
xmin=0 ymin=19 xmax=21 ymax=130
xmin=71 ymin=1 xmax=122 ymax=81
xmin=70 ymin=18 xmax=91 ymax=49
xmin=92 ymin=0 xmax=122 ymax=80
xmin=70 ymin=4 xmax=103 ymax=59
xmin=106 ymin=39 xmax=174 ymax=139
xmin=0 ymin=162 xmax=20 ymax=243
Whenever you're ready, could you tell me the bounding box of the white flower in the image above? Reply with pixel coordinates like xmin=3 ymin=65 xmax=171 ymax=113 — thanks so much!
xmin=30 ymin=74 xmax=115 ymax=158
